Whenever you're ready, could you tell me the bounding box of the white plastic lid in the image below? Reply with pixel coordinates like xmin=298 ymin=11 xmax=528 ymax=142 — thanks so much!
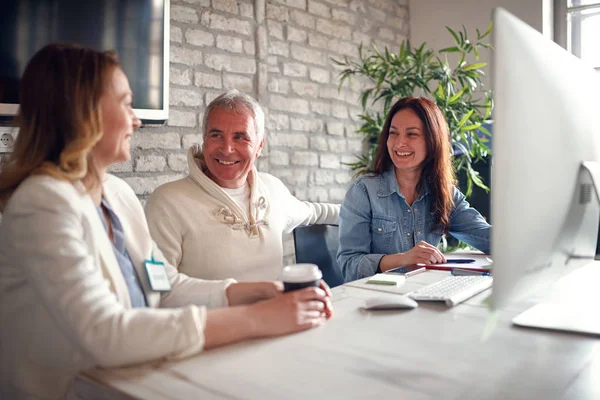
xmin=281 ymin=264 xmax=322 ymax=283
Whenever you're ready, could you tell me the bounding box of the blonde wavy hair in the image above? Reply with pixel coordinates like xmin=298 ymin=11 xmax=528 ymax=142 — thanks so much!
xmin=0 ymin=43 xmax=120 ymax=211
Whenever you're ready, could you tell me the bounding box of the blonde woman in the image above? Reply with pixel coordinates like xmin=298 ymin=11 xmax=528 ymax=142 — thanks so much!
xmin=0 ymin=43 xmax=332 ymax=400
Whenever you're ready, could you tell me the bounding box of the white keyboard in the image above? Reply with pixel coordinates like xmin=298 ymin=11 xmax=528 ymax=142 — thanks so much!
xmin=409 ymin=276 xmax=493 ymax=307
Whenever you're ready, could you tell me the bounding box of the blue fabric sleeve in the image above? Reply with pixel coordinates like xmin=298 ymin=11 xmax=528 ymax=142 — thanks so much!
xmin=337 ymin=180 xmax=385 ymax=282
xmin=448 ymin=187 xmax=491 ymax=253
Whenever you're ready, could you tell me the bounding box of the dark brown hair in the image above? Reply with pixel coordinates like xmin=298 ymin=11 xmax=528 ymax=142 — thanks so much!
xmin=0 ymin=43 xmax=120 ymax=210
xmin=371 ymin=97 xmax=456 ymax=233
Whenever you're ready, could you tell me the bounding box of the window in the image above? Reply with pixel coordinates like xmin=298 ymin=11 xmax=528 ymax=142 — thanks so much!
xmin=555 ymin=0 xmax=600 ymax=72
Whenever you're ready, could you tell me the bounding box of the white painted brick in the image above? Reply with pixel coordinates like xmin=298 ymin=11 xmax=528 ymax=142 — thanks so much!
xmin=328 ymin=38 xmax=359 ymax=58
xmin=205 ymin=54 xmax=257 ymax=74
xmin=267 ymin=77 xmax=290 ymax=94
xmin=256 ymin=157 xmax=269 ymax=171
xmin=282 ymin=62 xmax=307 ymax=77
xmin=332 ymin=103 xmax=348 ymax=119
xmin=290 ymin=117 xmax=324 ymax=132
xmin=205 ymin=91 xmax=222 ymax=105
xmin=309 ymin=67 xmax=330 ymax=84
xmin=269 ymin=40 xmax=290 ymax=57
xmin=329 ymin=187 xmax=347 ymax=202
xmin=378 ymin=27 xmax=395 ymax=41
xmin=352 ymin=31 xmax=371 ymax=45
xmin=313 ymin=170 xmax=336 ymax=185
xmin=269 ymin=149 xmax=290 ymax=166
xmin=181 ymin=0 xmax=209 ymax=5
xmin=269 ymin=95 xmax=309 ymax=114
xmin=310 ymin=136 xmax=328 ymax=151
xmin=266 ymin=4 xmax=290 ymax=22
xmin=171 ymin=5 xmax=199 ymax=23
xmin=326 ymin=121 xmax=344 ymax=136
xmin=170 ymin=88 xmax=203 ymax=107
xmin=368 ymin=0 xmax=396 ymax=12
xmin=345 ymin=124 xmax=362 ymax=138
xmin=212 ymin=0 xmax=239 ymax=14
xmin=170 ymin=26 xmax=183 ymax=43
xmin=290 ymin=81 xmax=319 ymax=97
xmin=335 ymin=171 xmax=352 ymax=185
xmin=216 ymin=35 xmax=243 ymax=53
xmin=359 ymin=18 xmax=373 ymax=33
xmin=223 ymin=73 xmax=254 ymax=92
xmin=108 ymin=160 xmax=133 ymax=173
xmin=186 ymin=29 xmax=215 ymax=47
xmin=194 ymin=72 xmax=222 ymax=89
xmin=268 ymin=21 xmax=284 ymax=40
xmin=341 ymin=155 xmax=357 ymax=165
xmin=183 ymin=134 xmax=204 ymax=148
xmin=268 ymin=113 xmax=290 ymax=130
xmin=170 ymin=46 xmax=203 ymax=66
xmin=170 ymin=67 xmax=191 ymax=86
xmin=290 ymin=10 xmax=315 ymax=29
xmin=308 ymin=32 xmax=328 ymax=49
xmin=136 ymin=155 xmax=167 ymax=172
xmin=347 ymin=138 xmax=363 ymax=153
xmin=315 ymin=19 xmax=351 ymax=37
xmin=318 ymin=86 xmax=341 ymax=100
xmin=307 ymin=186 xmax=329 ymax=201
xmin=320 ymin=153 xmax=340 ymax=169
xmin=240 ymin=3 xmax=254 ymax=18
xmin=168 ymin=110 xmax=197 ymax=127
xmin=133 ymin=132 xmax=181 ymax=149
xmin=243 ymin=40 xmax=255 ymax=55
xmin=269 ymin=133 xmax=309 ymax=148
xmin=168 ymin=153 xmax=189 ymax=172
xmin=308 ymin=1 xmax=330 ymax=17
xmin=396 ymin=5 xmax=408 ymax=18
xmin=272 ymin=0 xmax=307 ymax=9
xmin=287 ymin=26 xmax=308 ymax=43
xmin=292 ymin=151 xmax=318 ymax=166
xmin=320 ymin=0 xmax=350 ymax=7
xmin=369 ymin=7 xmax=386 ymax=23
xmin=290 ymin=44 xmax=326 ymax=66
xmin=124 ymin=175 xmax=184 ymax=196
xmin=310 ymin=100 xmax=331 ymax=115
xmin=277 ymin=168 xmax=309 ymax=186
xmin=328 ymin=138 xmax=347 ymax=152
xmin=331 ymin=8 xmax=356 ymax=24
xmin=208 ymin=13 xmax=253 ymax=36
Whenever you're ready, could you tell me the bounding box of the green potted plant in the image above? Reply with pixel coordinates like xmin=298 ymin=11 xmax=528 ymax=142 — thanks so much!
xmin=332 ymin=23 xmax=494 ymax=199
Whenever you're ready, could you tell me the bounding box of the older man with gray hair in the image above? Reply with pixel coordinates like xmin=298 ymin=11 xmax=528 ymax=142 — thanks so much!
xmin=145 ymin=90 xmax=340 ymax=281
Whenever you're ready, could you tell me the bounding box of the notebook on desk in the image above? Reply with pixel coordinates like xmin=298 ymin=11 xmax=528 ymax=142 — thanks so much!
xmin=423 ymin=253 xmax=492 ymax=273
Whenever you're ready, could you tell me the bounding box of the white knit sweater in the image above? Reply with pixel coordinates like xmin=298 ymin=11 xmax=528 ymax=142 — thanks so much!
xmin=145 ymin=146 xmax=340 ymax=281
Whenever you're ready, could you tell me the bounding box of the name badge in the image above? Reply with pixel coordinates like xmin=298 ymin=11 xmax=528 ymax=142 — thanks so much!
xmin=144 ymin=254 xmax=172 ymax=292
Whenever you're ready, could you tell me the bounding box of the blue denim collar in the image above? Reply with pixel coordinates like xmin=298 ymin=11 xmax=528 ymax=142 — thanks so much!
xmin=377 ymin=168 xmax=430 ymax=201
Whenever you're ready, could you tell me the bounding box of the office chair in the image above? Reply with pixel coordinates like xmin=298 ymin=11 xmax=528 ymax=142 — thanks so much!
xmin=292 ymin=224 xmax=344 ymax=288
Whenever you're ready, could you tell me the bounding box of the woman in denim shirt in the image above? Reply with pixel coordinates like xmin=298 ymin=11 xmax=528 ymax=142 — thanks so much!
xmin=337 ymin=97 xmax=490 ymax=282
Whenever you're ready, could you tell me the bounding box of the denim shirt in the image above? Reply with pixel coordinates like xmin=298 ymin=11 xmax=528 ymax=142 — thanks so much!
xmin=337 ymin=168 xmax=491 ymax=281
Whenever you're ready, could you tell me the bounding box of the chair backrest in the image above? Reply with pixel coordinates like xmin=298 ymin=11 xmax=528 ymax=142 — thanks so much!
xmin=293 ymin=224 xmax=344 ymax=288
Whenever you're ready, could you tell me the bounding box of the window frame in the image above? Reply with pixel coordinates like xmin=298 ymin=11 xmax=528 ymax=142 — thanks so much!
xmin=554 ymin=0 xmax=600 ymax=71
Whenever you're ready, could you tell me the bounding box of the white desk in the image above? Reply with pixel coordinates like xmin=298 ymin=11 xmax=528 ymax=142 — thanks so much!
xmin=74 ymin=265 xmax=600 ymax=400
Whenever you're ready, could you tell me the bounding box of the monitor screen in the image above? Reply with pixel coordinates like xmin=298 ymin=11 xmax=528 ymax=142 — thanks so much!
xmin=0 ymin=0 xmax=169 ymax=122
xmin=490 ymin=8 xmax=600 ymax=314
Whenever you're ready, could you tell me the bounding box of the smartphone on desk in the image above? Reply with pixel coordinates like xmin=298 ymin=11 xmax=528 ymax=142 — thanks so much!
xmin=386 ymin=265 xmax=426 ymax=277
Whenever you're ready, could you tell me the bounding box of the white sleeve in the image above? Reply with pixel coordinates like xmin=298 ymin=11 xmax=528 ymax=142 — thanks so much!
xmin=272 ymin=178 xmax=340 ymax=234
xmin=3 ymin=185 xmax=209 ymax=367
xmin=145 ymin=194 xmax=184 ymax=270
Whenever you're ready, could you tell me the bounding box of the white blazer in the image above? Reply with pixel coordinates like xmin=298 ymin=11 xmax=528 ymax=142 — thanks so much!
xmin=0 ymin=174 xmax=234 ymax=400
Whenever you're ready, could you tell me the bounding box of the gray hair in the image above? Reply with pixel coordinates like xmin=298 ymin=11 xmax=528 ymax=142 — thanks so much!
xmin=202 ymin=89 xmax=265 ymax=141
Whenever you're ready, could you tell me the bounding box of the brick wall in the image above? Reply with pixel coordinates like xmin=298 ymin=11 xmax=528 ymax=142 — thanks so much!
xmin=118 ymin=0 xmax=410 ymax=264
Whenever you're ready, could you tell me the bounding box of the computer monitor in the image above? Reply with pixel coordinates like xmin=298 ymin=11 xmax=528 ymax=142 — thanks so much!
xmin=491 ymin=8 xmax=600 ymax=335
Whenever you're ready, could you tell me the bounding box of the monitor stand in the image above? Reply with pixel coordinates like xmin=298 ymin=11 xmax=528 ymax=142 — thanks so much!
xmin=512 ymin=162 xmax=600 ymax=337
